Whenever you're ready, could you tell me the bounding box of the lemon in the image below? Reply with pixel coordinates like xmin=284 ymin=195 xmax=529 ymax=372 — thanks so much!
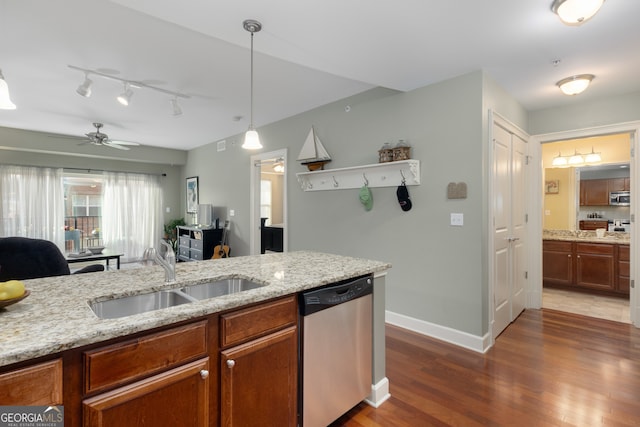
xmin=0 ymin=280 xmax=25 ymax=300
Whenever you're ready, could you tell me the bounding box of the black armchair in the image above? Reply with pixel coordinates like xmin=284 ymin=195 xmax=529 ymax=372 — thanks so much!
xmin=0 ymin=237 xmax=104 ymax=281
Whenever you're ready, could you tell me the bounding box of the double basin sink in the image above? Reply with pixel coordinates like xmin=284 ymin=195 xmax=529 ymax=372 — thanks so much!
xmin=90 ymin=278 xmax=266 ymax=319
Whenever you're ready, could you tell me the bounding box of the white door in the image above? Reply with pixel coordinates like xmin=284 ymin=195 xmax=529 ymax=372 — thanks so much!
xmin=492 ymin=119 xmax=528 ymax=338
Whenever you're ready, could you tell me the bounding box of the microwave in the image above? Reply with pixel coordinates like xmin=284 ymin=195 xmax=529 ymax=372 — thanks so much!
xmin=609 ymin=191 xmax=630 ymax=206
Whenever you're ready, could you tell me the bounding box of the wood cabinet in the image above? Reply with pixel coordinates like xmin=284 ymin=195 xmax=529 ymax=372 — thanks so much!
xmin=219 ymin=296 xmax=298 ymax=427
xmin=580 ymin=177 xmax=630 ymax=206
xmin=82 ymin=322 xmax=210 ymax=427
xmin=177 ymin=226 xmax=223 ymax=261
xmin=575 ymin=243 xmax=615 ymax=292
xmin=579 ymin=220 xmax=609 ymax=230
xmin=83 ymin=358 xmax=210 ymax=427
xmin=0 ymin=358 xmax=63 ymax=405
xmin=543 ymin=240 xmax=628 ymax=296
xmin=580 ymin=179 xmax=609 ymax=206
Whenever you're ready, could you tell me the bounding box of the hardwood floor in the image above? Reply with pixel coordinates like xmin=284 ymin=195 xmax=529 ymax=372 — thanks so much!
xmin=331 ymin=309 xmax=640 ymax=427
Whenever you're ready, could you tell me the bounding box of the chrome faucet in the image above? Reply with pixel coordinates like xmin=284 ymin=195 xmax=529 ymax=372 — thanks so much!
xmin=154 ymin=240 xmax=176 ymax=283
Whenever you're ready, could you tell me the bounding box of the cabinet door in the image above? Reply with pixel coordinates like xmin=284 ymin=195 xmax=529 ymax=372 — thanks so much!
xmin=575 ymin=243 xmax=615 ymax=291
xmin=83 ymin=358 xmax=209 ymax=427
xmin=609 ymin=178 xmax=626 ymax=192
xmin=618 ymin=245 xmax=630 ymax=294
xmin=580 ymin=179 xmax=609 ymax=206
xmin=0 ymin=359 xmax=62 ymax=405
xmin=542 ymin=241 xmax=573 ymax=286
xmin=220 ymin=326 xmax=297 ymax=427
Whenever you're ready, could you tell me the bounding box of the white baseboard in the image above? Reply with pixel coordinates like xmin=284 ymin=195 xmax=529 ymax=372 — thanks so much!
xmin=364 ymin=377 xmax=390 ymax=408
xmin=386 ymin=310 xmax=491 ymax=353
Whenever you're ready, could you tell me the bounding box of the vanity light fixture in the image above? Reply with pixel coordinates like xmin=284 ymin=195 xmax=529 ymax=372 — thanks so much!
xmin=557 ymin=74 xmax=595 ymax=95
xmin=242 ymin=19 xmax=263 ymax=150
xmin=568 ymin=150 xmax=584 ymax=165
xmin=584 ymin=147 xmax=602 ymax=163
xmin=116 ymin=82 xmax=134 ymax=106
xmin=551 ymin=0 xmax=605 ymax=26
xmin=0 ymin=68 xmax=17 ymax=110
xmin=552 ymin=148 xmax=601 ymax=167
xmin=552 ymin=152 xmax=568 ymax=167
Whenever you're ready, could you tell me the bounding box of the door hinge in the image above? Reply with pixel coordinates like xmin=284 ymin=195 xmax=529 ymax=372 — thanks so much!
xmin=631 ymin=214 xmax=635 ymax=223
xmin=525 ymin=155 xmax=531 ymax=165
xmin=631 ymin=279 xmax=635 ymax=289
xmin=525 ymin=213 xmax=528 ymax=223
xmin=524 ymin=271 xmax=528 ymax=279
xmin=631 ymin=147 xmax=635 ymax=158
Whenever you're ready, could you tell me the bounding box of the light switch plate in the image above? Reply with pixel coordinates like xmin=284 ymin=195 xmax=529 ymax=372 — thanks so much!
xmin=229 ymin=209 xmax=235 ymax=217
xmin=450 ymin=213 xmax=464 ymax=226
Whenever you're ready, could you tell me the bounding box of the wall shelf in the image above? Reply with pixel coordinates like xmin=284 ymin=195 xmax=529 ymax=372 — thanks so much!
xmin=296 ymin=159 xmax=420 ymax=191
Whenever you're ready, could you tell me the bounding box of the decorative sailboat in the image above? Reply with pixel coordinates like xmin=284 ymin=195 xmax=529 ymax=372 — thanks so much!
xmin=297 ymin=126 xmax=331 ymax=171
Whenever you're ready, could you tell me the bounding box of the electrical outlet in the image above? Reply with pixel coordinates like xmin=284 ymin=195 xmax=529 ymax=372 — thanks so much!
xmin=217 ymin=140 xmax=226 ymax=152
xmin=230 ymin=209 xmax=235 ymax=217
xmin=450 ymin=213 xmax=464 ymax=226
xmin=166 ymin=207 xmax=170 ymax=213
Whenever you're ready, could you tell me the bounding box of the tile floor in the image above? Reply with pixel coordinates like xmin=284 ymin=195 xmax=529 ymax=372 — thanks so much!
xmin=542 ymin=287 xmax=630 ymax=323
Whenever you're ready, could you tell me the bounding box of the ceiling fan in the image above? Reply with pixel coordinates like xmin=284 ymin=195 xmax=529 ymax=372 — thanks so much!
xmin=78 ymin=122 xmax=140 ymax=150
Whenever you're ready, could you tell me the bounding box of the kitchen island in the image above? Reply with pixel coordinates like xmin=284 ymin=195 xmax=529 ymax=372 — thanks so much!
xmin=0 ymin=251 xmax=391 ymax=426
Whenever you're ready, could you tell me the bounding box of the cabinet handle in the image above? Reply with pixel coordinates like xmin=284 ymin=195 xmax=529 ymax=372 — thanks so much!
xmin=568 ymin=254 xmax=571 ymax=258
xmin=200 ymin=370 xmax=209 ymax=379
xmin=227 ymin=359 xmax=235 ymax=368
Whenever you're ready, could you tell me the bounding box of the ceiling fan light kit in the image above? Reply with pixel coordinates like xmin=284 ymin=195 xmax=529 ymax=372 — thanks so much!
xmin=556 ymin=74 xmax=595 ymax=95
xmin=242 ymin=19 xmax=263 ymax=150
xmin=0 ymin=69 xmax=17 ymax=110
xmin=69 ymin=65 xmax=189 ymax=115
xmin=551 ymin=0 xmax=605 ymax=25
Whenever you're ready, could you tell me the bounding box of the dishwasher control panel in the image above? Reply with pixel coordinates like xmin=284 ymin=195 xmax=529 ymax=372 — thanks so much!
xmin=300 ymin=275 xmax=372 ymax=316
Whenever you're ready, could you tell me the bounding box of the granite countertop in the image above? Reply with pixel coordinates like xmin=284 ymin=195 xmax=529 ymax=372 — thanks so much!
xmin=0 ymin=251 xmax=391 ymax=368
xmin=543 ymin=229 xmax=630 ymax=244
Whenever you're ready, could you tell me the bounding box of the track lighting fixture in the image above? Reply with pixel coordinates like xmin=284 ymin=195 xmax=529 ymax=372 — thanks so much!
xmin=170 ymin=97 xmax=182 ymax=116
xmin=0 ymin=68 xmax=17 ymax=110
xmin=76 ymin=72 xmax=93 ymax=98
xmin=242 ymin=19 xmax=263 ymax=150
xmin=117 ymin=83 xmax=133 ymax=106
xmin=69 ymin=65 xmax=190 ymax=114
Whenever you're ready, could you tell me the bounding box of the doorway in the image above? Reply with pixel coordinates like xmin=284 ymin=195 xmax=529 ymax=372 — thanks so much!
xmin=530 ymin=122 xmax=640 ymax=328
xmin=541 ymin=133 xmax=631 ymax=323
xmin=249 ymin=149 xmax=288 ymax=255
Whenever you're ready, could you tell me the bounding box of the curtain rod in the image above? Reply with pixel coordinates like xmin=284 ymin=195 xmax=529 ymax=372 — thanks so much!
xmin=63 ymin=167 xmax=167 ymax=177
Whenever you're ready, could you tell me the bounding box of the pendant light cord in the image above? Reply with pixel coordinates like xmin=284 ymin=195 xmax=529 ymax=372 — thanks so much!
xmin=250 ymin=30 xmax=254 ymax=129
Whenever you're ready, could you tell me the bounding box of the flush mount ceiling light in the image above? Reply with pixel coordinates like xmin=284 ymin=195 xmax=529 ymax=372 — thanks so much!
xmin=76 ymin=72 xmax=93 ymax=98
xmin=556 ymin=74 xmax=595 ymax=95
xmin=117 ymin=83 xmax=134 ymax=106
xmin=551 ymin=0 xmax=605 ymax=25
xmin=0 ymin=68 xmax=17 ymax=110
xmin=242 ymin=19 xmax=263 ymax=150
xmin=69 ymin=65 xmax=190 ymax=113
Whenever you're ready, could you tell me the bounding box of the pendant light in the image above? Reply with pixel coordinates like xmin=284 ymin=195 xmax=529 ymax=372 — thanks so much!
xmin=242 ymin=19 xmax=263 ymax=150
xmin=0 ymin=69 xmax=17 ymax=110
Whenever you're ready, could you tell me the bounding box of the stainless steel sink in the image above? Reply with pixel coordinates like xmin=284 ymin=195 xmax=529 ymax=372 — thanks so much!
xmin=180 ymin=278 xmax=266 ymax=300
xmin=90 ymin=289 xmax=196 ymax=319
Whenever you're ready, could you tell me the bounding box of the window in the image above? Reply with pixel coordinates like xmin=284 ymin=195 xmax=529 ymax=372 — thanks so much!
xmin=261 ymin=179 xmax=272 ymax=226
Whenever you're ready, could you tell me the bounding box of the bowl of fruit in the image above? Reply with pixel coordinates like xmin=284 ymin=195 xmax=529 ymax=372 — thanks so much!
xmin=0 ymin=280 xmax=30 ymax=309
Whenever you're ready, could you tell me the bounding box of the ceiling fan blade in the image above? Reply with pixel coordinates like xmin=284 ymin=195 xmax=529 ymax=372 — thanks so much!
xmin=102 ymin=141 xmax=131 ymax=150
xmin=108 ymin=139 xmax=140 ymax=146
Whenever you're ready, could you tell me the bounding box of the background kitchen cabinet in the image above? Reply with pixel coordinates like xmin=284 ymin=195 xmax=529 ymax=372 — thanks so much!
xmin=542 ymin=240 xmax=574 ymax=287
xmin=177 ymin=226 xmax=223 ymax=261
xmin=579 ymin=220 xmax=609 ymax=230
xmin=618 ymin=245 xmax=630 ymax=294
xmin=609 ymin=177 xmax=630 ymax=192
xmin=575 ymin=243 xmax=615 ymax=292
xmin=580 ymin=179 xmax=609 ymax=206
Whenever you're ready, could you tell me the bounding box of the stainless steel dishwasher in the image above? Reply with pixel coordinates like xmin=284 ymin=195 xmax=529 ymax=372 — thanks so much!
xmin=299 ymin=274 xmax=373 ymax=427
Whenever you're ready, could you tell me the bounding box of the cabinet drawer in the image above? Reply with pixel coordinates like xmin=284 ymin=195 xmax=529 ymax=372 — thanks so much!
xmin=543 ymin=240 xmax=573 ymax=252
xmin=191 ymin=239 xmax=204 ymax=251
xmin=0 ymin=359 xmax=63 ymax=405
xmin=179 ymin=236 xmax=190 ymax=247
xmin=576 ymin=242 xmax=614 ymax=255
xmin=190 ymin=248 xmax=204 ymax=260
xmin=619 ymin=245 xmax=630 ymax=261
xmin=179 ymin=246 xmax=190 ymax=257
xmin=84 ymin=321 xmax=207 ymax=394
xmin=220 ymin=296 xmax=297 ymax=348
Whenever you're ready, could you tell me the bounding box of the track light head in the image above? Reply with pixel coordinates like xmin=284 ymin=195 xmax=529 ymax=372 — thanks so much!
xmin=170 ymin=98 xmax=182 ymax=116
xmin=0 ymin=68 xmax=17 ymax=110
xmin=76 ymin=74 xmax=93 ymax=98
xmin=117 ymin=83 xmax=133 ymax=106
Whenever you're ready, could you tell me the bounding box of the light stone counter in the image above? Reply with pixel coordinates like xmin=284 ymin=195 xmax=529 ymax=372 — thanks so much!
xmin=543 ymin=229 xmax=630 ymax=245
xmin=0 ymin=251 xmax=391 ymax=368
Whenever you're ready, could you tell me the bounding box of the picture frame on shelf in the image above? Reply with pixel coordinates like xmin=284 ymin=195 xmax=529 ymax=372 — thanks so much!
xmin=186 ymin=176 xmax=199 ymax=213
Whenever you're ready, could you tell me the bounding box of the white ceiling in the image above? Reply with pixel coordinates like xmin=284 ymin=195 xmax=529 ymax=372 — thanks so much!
xmin=1 ymin=0 xmax=639 ymax=151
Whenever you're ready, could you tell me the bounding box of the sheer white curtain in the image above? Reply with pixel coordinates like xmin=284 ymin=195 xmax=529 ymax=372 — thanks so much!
xmin=102 ymin=172 xmax=163 ymax=262
xmin=0 ymin=165 xmax=65 ymax=251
